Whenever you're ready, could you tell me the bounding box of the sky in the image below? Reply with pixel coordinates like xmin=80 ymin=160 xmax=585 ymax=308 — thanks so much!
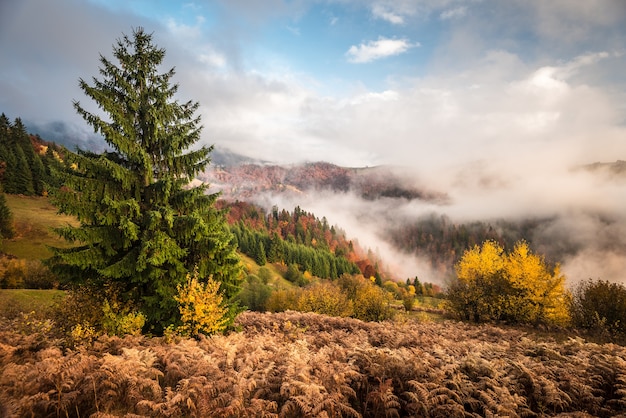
xmin=1 ymin=0 xmax=625 ymax=168
xmin=1 ymin=0 xmax=626 ymax=282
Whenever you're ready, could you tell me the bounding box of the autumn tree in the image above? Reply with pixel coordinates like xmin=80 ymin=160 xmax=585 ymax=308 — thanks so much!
xmin=47 ymin=28 xmax=242 ymax=334
xmin=446 ymin=240 xmax=569 ymax=326
xmin=174 ymin=272 xmax=229 ymax=336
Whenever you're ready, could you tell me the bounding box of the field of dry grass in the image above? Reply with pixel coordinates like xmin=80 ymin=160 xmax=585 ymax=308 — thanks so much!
xmin=1 ymin=310 xmax=625 ymax=417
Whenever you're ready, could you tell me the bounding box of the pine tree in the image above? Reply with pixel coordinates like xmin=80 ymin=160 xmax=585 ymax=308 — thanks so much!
xmin=0 ymin=117 xmax=17 ymax=194
xmin=13 ymin=145 xmax=35 ymax=195
xmin=0 ymin=180 xmax=14 ymax=240
xmin=11 ymin=119 xmax=36 ymax=195
xmin=47 ymin=28 xmax=242 ymax=334
xmin=0 ymin=131 xmax=13 ymax=240
xmin=0 ymin=193 xmax=12 ymax=239
xmin=255 ymin=240 xmax=267 ymax=266
xmin=267 ymin=232 xmax=284 ymax=263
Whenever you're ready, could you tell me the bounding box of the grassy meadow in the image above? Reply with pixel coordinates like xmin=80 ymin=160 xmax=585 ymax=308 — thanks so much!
xmin=3 ymin=194 xmax=78 ymax=260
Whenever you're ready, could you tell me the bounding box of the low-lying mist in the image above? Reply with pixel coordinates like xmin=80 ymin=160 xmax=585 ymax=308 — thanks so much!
xmin=252 ymin=160 xmax=625 ymax=287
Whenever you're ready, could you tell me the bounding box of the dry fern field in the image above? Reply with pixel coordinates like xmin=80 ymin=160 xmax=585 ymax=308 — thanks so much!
xmin=1 ymin=311 xmax=626 ymax=418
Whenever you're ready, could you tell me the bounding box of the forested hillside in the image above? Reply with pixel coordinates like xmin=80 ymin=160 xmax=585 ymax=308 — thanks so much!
xmin=221 ymin=201 xmax=386 ymax=281
xmin=0 ymin=112 xmax=393 ymax=291
xmin=201 ymin=161 xmax=446 ymax=202
xmin=0 ymin=113 xmax=65 ymax=196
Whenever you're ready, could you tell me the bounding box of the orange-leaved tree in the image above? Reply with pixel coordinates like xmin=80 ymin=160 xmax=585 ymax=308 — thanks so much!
xmin=446 ymin=240 xmax=570 ymax=326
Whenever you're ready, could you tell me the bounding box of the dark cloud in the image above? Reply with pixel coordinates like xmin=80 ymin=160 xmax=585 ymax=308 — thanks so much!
xmin=0 ymin=0 xmax=157 ymax=128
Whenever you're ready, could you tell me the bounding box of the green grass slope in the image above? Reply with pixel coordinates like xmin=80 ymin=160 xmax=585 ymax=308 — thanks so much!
xmin=0 ymin=289 xmax=64 ymax=318
xmin=3 ymin=195 xmax=78 ymax=260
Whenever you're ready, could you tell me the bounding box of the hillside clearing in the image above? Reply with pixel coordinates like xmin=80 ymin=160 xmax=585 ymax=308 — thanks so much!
xmin=3 ymin=195 xmax=78 ymax=260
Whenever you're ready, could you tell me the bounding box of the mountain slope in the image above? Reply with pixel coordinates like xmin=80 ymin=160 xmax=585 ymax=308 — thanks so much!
xmin=200 ymin=160 xmax=448 ymax=203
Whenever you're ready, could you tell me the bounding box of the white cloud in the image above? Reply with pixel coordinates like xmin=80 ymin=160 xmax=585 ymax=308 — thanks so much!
xmin=346 ymin=37 xmax=418 ymax=63
xmin=529 ymin=0 xmax=626 ymax=43
xmin=198 ymin=49 xmax=227 ymax=68
xmin=166 ymin=15 xmax=206 ymax=39
xmin=371 ymin=4 xmax=405 ymax=24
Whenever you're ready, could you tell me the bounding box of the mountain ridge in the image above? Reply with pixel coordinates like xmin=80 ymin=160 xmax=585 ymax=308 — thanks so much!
xmin=200 ymin=157 xmax=449 ymax=204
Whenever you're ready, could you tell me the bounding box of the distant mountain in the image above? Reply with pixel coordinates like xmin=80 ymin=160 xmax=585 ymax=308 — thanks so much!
xmin=578 ymin=160 xmax=626 ymax=178
xmin=200 ymin=159 xmax=448 ymax=203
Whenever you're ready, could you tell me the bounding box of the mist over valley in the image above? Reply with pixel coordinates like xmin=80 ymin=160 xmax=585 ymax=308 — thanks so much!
xmin=202 ymin=151 xmax=626 ymax=285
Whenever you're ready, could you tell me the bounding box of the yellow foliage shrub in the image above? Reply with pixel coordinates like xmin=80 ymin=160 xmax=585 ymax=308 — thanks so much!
xmin=101 ymin=300 xmax=146 ymax=336
xmin=296 ymin=282 xmax=354 ymax=317
xmin=353 ymin=284 xmax=395 ymax=322
xmin=53 ymin=283 xmax=146 ymax=342
xmin=174 ymin=273 xmax=229 ymax=337
xmin=447 ymin=240 xmax=570 ymax=326
xmin=265 ymin=288 xmax=301 ymax=312
xmin=0 ymin=258 xmax=27 ymax=288
xmin=69 ymin=322 xmax=98 ymax=346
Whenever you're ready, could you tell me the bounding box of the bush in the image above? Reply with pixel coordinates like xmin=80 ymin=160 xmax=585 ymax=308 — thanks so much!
xmin=266 ymin=288 xmax=301 ymax=312
xmin=257 ymin=267 xmax=272 ymax=284
xmin=265 ymin=275 xmax=396 ymax=322
xmin=101 ymin=299 xmax=145 ymax=336
xmin=22 ymin=260 xmax=57 ymax=289
xmin=402 ymin=294 xmax=415 ymax=312
xmin=570 ymin=279 xmax=626 ymax=338
xmin=337 ymin=273 xmax=368 ymax=300
xmin=0 ymin=258 xmax=58 ymax=289
xmin=0 ymin=258 xmax=26 ymax=288
xmin=353 ymin=284 xmax=395 ymax=322
xmin=296 ymin=282 xmax=354 ymax=317
xmin=284 ymin=263 xmax=304 ymax=285
xmin=238 ymin=274 xmax=272 ymax=311
xmin=174 ymin=273 xmax=229 ymax=337
xmin=53 ymin=283 xmax=145 ymax=342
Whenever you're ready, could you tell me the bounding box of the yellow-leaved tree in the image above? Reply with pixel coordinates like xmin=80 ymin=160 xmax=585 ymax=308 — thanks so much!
xmin=446 ymin=240 xmax=570 ymax=326
xmin=174 ymin=273 xmax=229 ymax=337
xmin=504 ymin=241 xmax=570 ymax=325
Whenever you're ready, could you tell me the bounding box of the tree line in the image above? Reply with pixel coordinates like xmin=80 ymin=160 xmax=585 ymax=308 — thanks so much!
xmin=223 ymin=200 xmax=384 ymax=281
xmin=0 ymin=114 xmax=64 ymax=196
xmin=388 ymin=213 xmax=557 ymax=277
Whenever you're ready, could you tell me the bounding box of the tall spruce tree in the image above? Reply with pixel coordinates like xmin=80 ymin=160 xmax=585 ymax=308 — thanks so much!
xmin=0 ymin=168 xmax=14 ymax=240
xmin=0 ymin=191 xmax=13 ymax=240
xmin=47 ymin=28 xmax=242 ymax=333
